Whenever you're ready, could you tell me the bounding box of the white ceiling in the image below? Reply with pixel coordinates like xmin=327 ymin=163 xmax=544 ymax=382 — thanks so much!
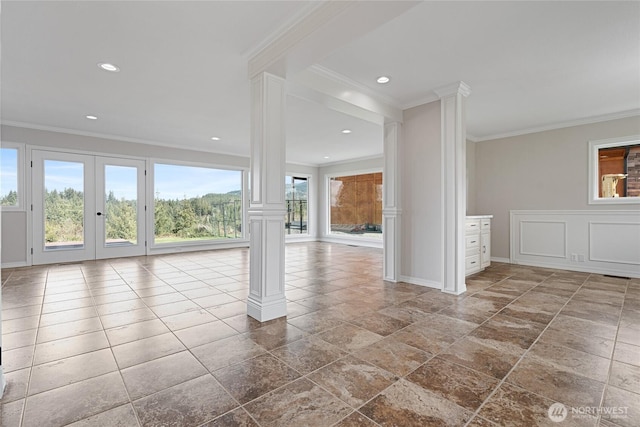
xmin=2 ymin=1 xmax=639 ymax=166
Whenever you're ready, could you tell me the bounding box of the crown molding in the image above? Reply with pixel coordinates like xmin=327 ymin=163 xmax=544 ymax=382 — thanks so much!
xmin=434 ymin=81 xmax=471 ymax=99
xmin=473 ymin=109 xmax=640 ymax=142
xmin=401 ymin=93 xmax=441 ymax=110
xmin=317 ymin=153 xmax=383 ymax=168
xmin=0 ymin=121 xmax=250 ymax=160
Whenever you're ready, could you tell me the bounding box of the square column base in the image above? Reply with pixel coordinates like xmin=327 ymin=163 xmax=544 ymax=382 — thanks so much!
xmin=247 ymin=296 xmax=287 ymax=322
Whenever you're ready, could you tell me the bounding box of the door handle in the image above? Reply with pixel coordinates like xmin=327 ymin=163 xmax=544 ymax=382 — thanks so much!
xmin=96 ymin=212 xmax=103 ymax=216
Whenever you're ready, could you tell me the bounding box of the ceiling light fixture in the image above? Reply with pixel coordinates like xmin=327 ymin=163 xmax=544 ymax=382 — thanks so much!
xmin=341 ymin=129 xmax=352 ymax=134
xmin=98 ymin=62 xmax=120 ymax=72
xmin=211 ymin=136 xmax=220 ymax=141
xmin=376 ymin=76 xmax=390 ymax=84
xmin=324 ymin=156 xmax=330 ymax=159
xmin=86 ymin=115 xmax=98 ymax=120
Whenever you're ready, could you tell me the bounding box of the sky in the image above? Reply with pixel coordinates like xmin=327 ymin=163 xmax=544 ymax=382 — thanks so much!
xmin=0 ymin=148 xmax=18 ymax=197
xmin=41 ymin=160 xmax=242 ymax=201
xmin=154 ymin=164 xmax=241 ymax=200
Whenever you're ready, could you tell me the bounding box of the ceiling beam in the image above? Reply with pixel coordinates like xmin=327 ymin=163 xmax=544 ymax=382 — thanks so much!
xmin=248 ymin=0 xmax=421 ymax=79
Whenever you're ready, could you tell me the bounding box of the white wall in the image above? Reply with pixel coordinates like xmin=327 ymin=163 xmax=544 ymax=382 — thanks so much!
xmin=474 ymin=116 xmax=640 ymax=260
xmin=400 ymin=100 xmax=442 ymax=287
xmin=317 ymin=156 xmax=384 ymax=247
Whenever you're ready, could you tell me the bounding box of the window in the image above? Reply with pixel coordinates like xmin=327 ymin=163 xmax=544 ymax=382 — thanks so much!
xmin=153 ymin=163 xmax=243 ymax=243
xmin=1 ymin=143 xmax=23 ymax=210
xmin=285 ymin=175 xmax=308 ymax=235
xmin=329 ymin=172 xmax=383 ymax=239
xmin=589 ymin=136 xmax=640 ymax=204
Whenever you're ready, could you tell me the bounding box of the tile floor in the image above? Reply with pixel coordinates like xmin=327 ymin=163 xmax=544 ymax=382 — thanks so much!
xmin=0 ymin=242 xmax=638 ymax=427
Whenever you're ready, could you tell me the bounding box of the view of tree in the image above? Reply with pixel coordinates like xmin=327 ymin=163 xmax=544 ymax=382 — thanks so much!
xmin=45 ymin=188 xmax=84 ymax=244
xmin=154 ymin=191 xmax=242 ymax=242
xmin=1 ymin=190 xmax=18 ymax=206
xmin=41 ymin=187 xmax=243 ymax=245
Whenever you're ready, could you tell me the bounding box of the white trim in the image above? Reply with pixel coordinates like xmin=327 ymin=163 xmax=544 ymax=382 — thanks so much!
xmin=401 ymin=94 xmax=441 ymax=111
xmin=474 ymin=110 xmax=640 ymax=143
xmin=508 ymin=259 xmax=639 ymax=279
xmin=319 ymin=154 xmax=383 ymax=168
xmin=319 ymin=235 xmax=383 ymax=249
xmin=1 ymin=261 xmax=29 ymax=269
xmin=148 ymin=241 xmax=249 ymax=256
xmin=398 ymin=275 xmax=441 ymax=290
xmin=491 ymin=256 xmax=510 ymax=264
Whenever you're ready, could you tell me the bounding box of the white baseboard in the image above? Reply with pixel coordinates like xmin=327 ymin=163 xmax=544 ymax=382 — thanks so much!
xmin=491 ymin=257 xmax=510 ymax=263
xmin=1 ymin=261 xmax=29 ymax=269
xmin=509 ymin=259 xmax=640 ymax=279
xmin=319 ymin=236 xmax=383 ymax=249
xmin=399 ymin=275 xmax=442 ymax=290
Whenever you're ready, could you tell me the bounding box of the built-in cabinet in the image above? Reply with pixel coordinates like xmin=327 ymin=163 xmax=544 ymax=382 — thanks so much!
xmin=466 ymin=215 xmax=492 ymax=275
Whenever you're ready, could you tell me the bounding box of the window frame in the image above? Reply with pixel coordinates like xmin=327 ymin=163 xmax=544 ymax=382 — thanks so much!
xmin=285 ymin=174 xmax=311 ymax=238
xmin=588 ymin=135 xmax=640 ymax=205
xmin=325 ymin=168 xmax=383 ymax=241
xmin=149 ymin=158 xmax=248 ymax=247
xmin=0 ymin=142 xmax=25 ymax=211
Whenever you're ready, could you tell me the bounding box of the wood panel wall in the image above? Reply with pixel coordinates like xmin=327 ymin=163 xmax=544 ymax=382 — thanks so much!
xmin=330 ymin=172 xmax=383 ymax=226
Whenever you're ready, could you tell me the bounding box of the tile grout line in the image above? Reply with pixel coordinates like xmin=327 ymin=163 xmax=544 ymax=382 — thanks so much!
xmin=595 ymin=276 xmax=631 ymax=426
xmin=463 ymin=271 xmax=618 ymax=426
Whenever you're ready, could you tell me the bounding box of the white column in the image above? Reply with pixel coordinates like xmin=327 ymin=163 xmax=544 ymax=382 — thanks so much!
xmin=247 ymin=72 xmax=288 ymax=322
xmin=383 ymin=122 xmax=402 ymax=282
xmin=436 ymin=82 xmax=470 ymax=295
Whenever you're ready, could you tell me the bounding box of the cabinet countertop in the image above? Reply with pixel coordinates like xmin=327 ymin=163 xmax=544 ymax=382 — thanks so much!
xmin=466 ymin=215 xmax=493 ymax=219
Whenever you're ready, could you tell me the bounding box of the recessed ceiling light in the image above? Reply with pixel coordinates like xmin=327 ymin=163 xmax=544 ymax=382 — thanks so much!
xmin=376 ymin=76 xmax=390 ymax=84
xmin=98 ymin=62 xmax=120 ymax=72
xmin=86 ymin=115 xmax=98 ymax=120
xmin=341 ymin=129 xmax=352 ymax=134
xmin=211 ymin=136 xmax=220 ymax=141
xmin=324 ymin=156 xmax=330 ymax=159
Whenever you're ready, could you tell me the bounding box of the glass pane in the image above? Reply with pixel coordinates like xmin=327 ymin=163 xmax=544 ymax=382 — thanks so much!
xmin=0 ymin=147 xmax=18 ymax=206
xmin=105 ymin=165 xmax=138 ymax=246
xmin=330 ymin=172 xmax=383 ymax=240
xmin=285 ymin=176 xmax=308 ymax=235
xmin=44 ymin=160 xmax=84 ymax=249
xmin=154 ymin=164 xmax=242 ymax=243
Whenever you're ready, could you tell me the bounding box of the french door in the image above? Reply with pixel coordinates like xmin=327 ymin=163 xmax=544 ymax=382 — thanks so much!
xmin=32 ymin=150 xmax=146 ymax=264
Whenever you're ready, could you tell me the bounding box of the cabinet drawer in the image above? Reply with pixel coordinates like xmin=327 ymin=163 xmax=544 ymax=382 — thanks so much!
xmin=481 ymin=219 xmax=491 ymax=230
xmin=466 ymin=255 xmax=481 ymax=272
xmin=465 ymin=235 xmax=480 ymax=249
xmin=466 ymin=220 xmax=481 ymax=233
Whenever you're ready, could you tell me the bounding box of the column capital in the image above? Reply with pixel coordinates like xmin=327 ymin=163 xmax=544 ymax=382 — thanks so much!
xmin=434 ymin=81 xmax=471 ymax=99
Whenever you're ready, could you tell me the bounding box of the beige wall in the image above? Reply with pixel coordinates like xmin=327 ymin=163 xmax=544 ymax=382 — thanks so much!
xmin=473 ymin=116 xmax=640 ymax=259
xmin=400 ymin=100 xmax=441 ymax=286
xmin=466 ymin=140 xmax=477 ymax=215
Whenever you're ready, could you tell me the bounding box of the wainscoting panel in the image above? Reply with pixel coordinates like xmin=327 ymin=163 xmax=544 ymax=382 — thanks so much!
xmin=519 ymin=221 xmax=566 ymax=258
xmin=511 ymin=210 xmax=640 ymax=278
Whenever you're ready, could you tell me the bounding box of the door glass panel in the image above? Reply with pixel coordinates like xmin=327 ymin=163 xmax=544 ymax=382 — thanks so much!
xmin=285 ymin=176 xmax=308 ymax=235
xmin=44 ymin=160 xmax=84 ymax=249
xmin=105 ymin=165 xmax=137 ymax=246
